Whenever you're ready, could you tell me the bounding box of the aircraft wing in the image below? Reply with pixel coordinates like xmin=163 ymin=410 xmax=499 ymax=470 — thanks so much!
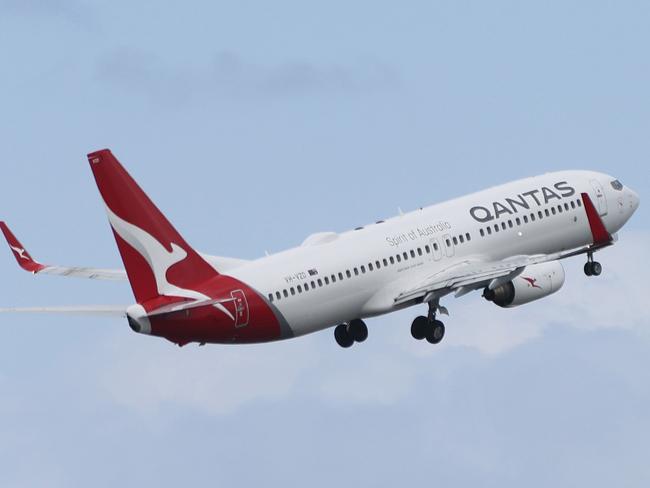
xmin=394 ymin=242 xmax=612 ymax=305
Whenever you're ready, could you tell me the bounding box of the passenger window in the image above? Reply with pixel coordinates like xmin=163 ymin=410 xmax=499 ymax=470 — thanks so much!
xmin=276 ymin=292 xmax=281 ymax=300
xmin=515 ymin=218 xmax=521 ymax=226
xmin=508 ymin=220 xmax=513 ymax=228
xmin=487 ymin=227 xmax=492 ymax=235
xmin=325 ymin=277 xmax=330 ymax=285
xmin=396 ymin=255 xmax=401 ymax=262
xmin=501 ymin=222 xmax=507 ymax=230
xmin=390 ymin=257 xmax=395 ymax=264
xmin=376 ymin=260 xmax=381 ymax=268
xmin=284 ymin=290 xmax=289 ymax=298
xmin=368 ymin=263 xmax=373 ymax=271
xmin=577 ymin=199 xmax=582 ymax=207
xmin=354 ymin=268 xmax=359 ymax=276
xmin=339 ymin=272 xmax=344 ymax=280
xmin=545 ymin=209 xmax=550 ymax=217
xmin=403 ymin=252 xmax=408 ymax=260
xmin=297 ymin=285 xmax=302 ymax=293
xmin=480 ymin=228 xmax=485 ymax=237
xmin=459 ymin=235 xmax=464 ymax=244
xmin=538 ymin=211 xmax=543 ymax=219
xmin=425 ymin=245 xmax=431 ymax=253
xmin=346 ymin=270 xmax=351 ymax=278
xmin=434 ymin=243 xmax=439 ymax=251
xmin=453 ymin=237 xmax=458 ymax=245
xmin=571 ymin=201 xmax=576 ymax=209
xmin=523 ymin=215 xmax=529 ymax=224
xmin=383 ymin=258 xmax=389 ymax=266
xmin=530 ymin=213 xmax=535 ymax=222
xmin=290 ymin=288 xmax=295 ymax=296
xmin=268 ymin=293 xmax=273 ymax=302
xmin=318 ymin=279 xmax=323 ymax=287
xmin=494 ymin=224 xmax=499 ymax=233
xmin=564 ymin=203 xmax=569 ymax=211
xmin=360 ymin=266 xmax=366 ymax=274
xmin=311 ymin=281 xmax=316 ymax=288
xmin=551 ymin=207 xmax=556 ymax=215
xmin=417 ymin=248 xmax=423 ymax=256
xmin=410 ymin=250 xmax=416 ymax=258
xmin=557 ymin=205 xmax=563 ymax=213
xmin=466 ymin=233 xmax=471 ymax=241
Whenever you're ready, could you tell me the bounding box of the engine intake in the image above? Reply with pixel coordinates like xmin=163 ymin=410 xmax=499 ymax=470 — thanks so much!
xmin=484 ymin=261 xmax=565 ymax=308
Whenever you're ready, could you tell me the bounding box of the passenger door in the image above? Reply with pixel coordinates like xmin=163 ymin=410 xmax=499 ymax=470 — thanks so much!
xmin=442 ymin=234 xmax=455 ymax=258
xmin=590 ymin=179 xmax=608 ymax=216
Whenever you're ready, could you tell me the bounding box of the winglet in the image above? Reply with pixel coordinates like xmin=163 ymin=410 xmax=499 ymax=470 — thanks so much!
xmin=581 ymin=193 xmax=612 ymax=245
xmin=0 ymin=222 xmax=46 ymax=273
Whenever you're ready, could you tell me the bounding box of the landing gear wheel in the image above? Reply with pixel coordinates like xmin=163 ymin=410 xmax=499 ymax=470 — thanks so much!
xmin=348 ymin=319 xmax=368 ymax=343
xmin=334 ymin=324 xmax=354 ymax=348
xmin=411 ymin=316 xmax=428 ymax=340
xmin=584 ymin=261 xmax=602 ymax=277
xmin=591 ymin=261 xmax=602 ymax=276
xmin=426 ymin=320 xmax=445 ymax=344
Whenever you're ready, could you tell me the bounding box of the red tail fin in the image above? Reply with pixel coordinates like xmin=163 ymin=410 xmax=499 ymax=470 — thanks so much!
xmin=87 ymin=149 xmax=219 ymax=304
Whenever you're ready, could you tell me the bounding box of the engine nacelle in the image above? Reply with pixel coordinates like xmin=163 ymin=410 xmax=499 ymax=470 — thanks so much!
xmin=484 ymin=261 xmax=565 ymax=308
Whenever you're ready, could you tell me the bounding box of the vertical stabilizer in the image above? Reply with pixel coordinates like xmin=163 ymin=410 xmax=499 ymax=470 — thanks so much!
xmin=87 ymin=149 xmax=219 ymax=304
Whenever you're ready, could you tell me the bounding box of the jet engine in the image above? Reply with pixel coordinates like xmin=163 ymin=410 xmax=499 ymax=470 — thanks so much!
xmin=484 ymin=261 xmax=565 ymax=308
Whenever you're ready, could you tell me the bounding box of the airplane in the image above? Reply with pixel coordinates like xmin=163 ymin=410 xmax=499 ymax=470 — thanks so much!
xmin=0 ymin=149 xmax=640 ymax=348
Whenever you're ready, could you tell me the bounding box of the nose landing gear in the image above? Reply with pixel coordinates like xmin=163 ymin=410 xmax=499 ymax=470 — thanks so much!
xmin=584 ymin=252 xmax=602 ymax=277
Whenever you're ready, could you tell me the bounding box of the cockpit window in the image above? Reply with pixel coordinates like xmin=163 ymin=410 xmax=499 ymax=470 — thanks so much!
xmin=611 ymin=180 xmax=623 ymax=191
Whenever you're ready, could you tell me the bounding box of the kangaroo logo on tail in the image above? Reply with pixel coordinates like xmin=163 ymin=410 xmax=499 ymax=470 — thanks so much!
xmin=10 ymin=245 xmax=29 ymax=261
xmin=105 ymin=205 xmax=234 ymax=321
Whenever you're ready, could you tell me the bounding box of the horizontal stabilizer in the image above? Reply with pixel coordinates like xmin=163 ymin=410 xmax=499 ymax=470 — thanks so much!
xmin=146 ymin=297 xmax=237 ymax=318
xmin=0 ymin=305 xmax=127 ymax=317
xmin=0 ymin=222 xmax=126 ymax=280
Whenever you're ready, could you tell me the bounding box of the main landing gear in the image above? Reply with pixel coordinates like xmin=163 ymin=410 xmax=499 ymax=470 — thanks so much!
xmin=334 ymin=319 xmax=368 ymax=348
xmin=584 ymin=252 xmax=603 ymax=277
xmin=411 ymin=300 xmax=446 ymax=344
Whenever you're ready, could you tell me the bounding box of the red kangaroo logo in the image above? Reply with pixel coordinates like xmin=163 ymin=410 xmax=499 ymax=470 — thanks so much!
xmin=522 ymin=277 xmax=542 ymax=289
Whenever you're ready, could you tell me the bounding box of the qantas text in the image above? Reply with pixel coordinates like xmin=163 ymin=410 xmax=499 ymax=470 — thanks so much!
xmin=469 ymin=181 xmax=576 ymax=223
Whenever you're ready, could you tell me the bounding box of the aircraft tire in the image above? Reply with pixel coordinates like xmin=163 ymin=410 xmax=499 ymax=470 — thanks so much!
xmin=426 ymin=320 xmax=445 ymax=345
xmin=348 ymin=319 xmax=368 ymax=343
xmin=335 ymin=324 xmax=354 ymax=348
xmin=411 ymin=316 xmax=428 ymax=340
xmin=591 ymin=261 xmax=602 ymax=276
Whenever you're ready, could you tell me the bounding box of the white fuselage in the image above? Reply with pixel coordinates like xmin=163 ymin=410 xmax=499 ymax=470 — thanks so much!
xmin=225 ymin=170 xmax=639 ymax=337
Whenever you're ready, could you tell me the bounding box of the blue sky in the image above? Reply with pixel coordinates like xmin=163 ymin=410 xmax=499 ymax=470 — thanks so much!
xmin=0 ymin=1 xmax=649 ymax=486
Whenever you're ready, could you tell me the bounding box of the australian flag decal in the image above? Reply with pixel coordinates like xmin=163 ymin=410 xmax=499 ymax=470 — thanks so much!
xmin=308 ymin=269 xmax=319 ymax=276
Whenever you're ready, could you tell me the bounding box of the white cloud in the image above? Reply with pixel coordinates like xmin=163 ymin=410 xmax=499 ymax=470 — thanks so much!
xmin=94 ymin=48 xmax=400 ymax=103
xmin=317 ymin=354 xmax=416 ymax=406
xmin=103 ymin=336 xmax=318 ymax=416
